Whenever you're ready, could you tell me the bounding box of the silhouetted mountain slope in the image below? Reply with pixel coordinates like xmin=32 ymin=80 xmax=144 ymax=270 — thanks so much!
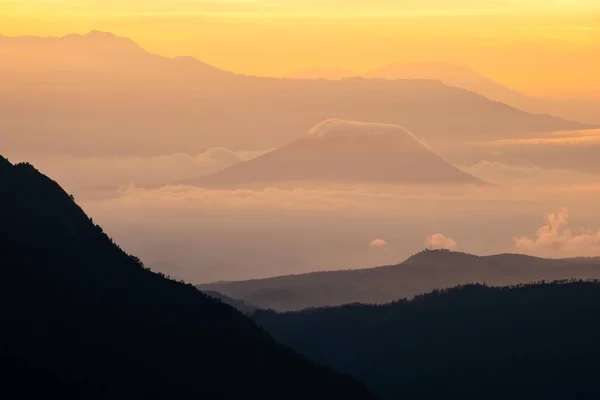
xmin=204 ymin=291 xmax=260 ymax=315
xmin=0 ymin=155 xmax=11 ymax=170
xmin=199 ymin=250 xmax=600 ymax=311
xmin=0 ymin=32 xmax=593 ymax=159
xmin=254 ymin=281 xmax=600 ymax=399
xmin=0 ymin=157 xmax=374 ymax=400
xmin=189 ymin=119 xmax=485 ymax=188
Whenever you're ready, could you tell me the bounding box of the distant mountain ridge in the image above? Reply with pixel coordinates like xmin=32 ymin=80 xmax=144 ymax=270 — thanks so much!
xmin=199 ymin=249 xmax=600 ymax=311
xmin=286 ymin=68 xmax=349 ymax=80
xmin=293 ymin=61 xmax=600 ymax=125
xmin=204 ymin=291 xmax=259 ymax=315
xmin=365 ymin=61 xmax=538 ymax=110
xmin=0 ymin=30 xmax=143 ymax=51
xmin=0 ymin=155 xmax=373 ymax=399
xmin=0 ymin=31 xmax=593 ymax=159
xmin=0 ymin=30 xmax=228 ymax=77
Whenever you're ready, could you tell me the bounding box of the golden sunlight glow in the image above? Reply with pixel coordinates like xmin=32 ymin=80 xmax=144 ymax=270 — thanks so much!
xmin=1 ymin=0 xmax=599 ymax=96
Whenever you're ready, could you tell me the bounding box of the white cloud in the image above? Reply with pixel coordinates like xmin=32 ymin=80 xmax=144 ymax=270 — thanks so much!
xmin=80 ymin=178 xmax=600 ymax=220
xmin=489 ymin=129 xmax=600 ymax=147
xmin=459 ymin=160 xmax=600 ymax=186
xmin=425 ymin=233 xmax=457 ymax=250
xmin=21 ymin=148 xmax=269 ymax=194
xmin=514 ymin=208 xmax=600 ymax=255
xmin=370 ymin=238 xmax=388 ymax=249
xmin=305 ymin=118 xmax=432 ymax=150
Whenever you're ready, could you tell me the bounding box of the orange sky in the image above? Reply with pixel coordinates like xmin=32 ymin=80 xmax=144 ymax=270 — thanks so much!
xmin=1 ymin=0 xmax=599 ymax=97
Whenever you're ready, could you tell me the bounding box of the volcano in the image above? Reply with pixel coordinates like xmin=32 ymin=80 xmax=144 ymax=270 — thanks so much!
xmin=189 ymin=119 xmax=485 ymax=187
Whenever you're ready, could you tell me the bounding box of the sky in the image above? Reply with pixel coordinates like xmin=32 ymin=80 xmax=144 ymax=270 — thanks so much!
xmin=1 ymin=0 xmax=599 ymax=96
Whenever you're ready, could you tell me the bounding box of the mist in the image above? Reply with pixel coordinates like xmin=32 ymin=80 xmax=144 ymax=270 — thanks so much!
xmin=58 ymin=164 xmax=600 ymax=283
xmin=3 ymin=31 xmax=600 ymax=284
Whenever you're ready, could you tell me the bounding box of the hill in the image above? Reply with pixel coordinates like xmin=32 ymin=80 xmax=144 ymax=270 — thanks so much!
xmin=0 ymin=32 xmax=592 ymax=159
xmin=364 ymin=61 xmax=600 ymax=125
xmin=199 ymin=250 xmax=600 ymax=311
xmin=286 ymin=68 xmax=350 ymax=80
xmin=365 ymin=61 xmax=539 ymax=111
xmin=189 ymin=119 xmax=485 ymax=188
xmin=0 ymin=30 xmax=227 ymax=79
xmin=254 ymin=281 xmax=600 ymax=399
xmin=204 ymin=291 xmax=260 ymax=315
xmin=0 ymin=155 xmax=373 ymax=399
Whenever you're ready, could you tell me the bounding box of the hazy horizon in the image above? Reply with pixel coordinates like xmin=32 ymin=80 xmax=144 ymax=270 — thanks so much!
xmin=6 ymin=4 xmax=600 ymax=399
xmin=8 ymin=117 xmax=600 ymax=283
xmin=2 ymin=4 xmax=600 ymax=283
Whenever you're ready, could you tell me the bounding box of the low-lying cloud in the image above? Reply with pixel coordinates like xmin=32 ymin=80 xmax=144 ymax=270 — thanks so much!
xmin=84 ymin=177 xmax=600 ymax=218
xmin=426 ymin=233 xmax=458 ymax=250
xmin=514 ymin=208 xmax=600 ymax=255
xmin=79 ymin=182 xmax=600 ymax=282
xmin=493 ymin=136 xmax=600 ymax=146
xmin=459 ymin=160 xmax=600 ymax=186
xmin=21 ymin=148 xmax=270 ymax=198
xmin=490 ymin=129 xmax=600 ymax=146
xmin=59 ymin=158 xmax=600 ymax=281
xmin=459 ymin=131 xmax=600 ymax=175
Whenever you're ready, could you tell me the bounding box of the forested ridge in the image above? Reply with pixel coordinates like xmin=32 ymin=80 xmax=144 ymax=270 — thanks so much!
xmin=255 ymin=280 xmax=600 ymax=399
xmin=0 ymin=155 xmax=373 ymax=400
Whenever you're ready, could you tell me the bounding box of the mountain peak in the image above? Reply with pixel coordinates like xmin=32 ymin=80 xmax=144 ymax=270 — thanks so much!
xmin=0 ymin=155 xmax=11 ymax=166
xmin=305 ymin=118 xmax=429 ymax=145
xmin=403 ymin=249 xmax=481 ymax=265
xmin=71 ymin=30 xmax=126 ymax=41
xmin=0 ymin=155 xmax=12 ymax=174
xmin=85 ymin=30 xmax=117 ymax=38
xmin=60 ymin=30 xmax=145 ymax=53
xmin=191 ymin=119 xmax=485 ymax=188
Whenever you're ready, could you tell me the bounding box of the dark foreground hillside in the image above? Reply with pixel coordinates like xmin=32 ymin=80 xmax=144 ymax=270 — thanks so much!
xmin=255 ymin=281 xmax=600 ymax=400
xmin=0 ymin=156 xmax=373 ymax=400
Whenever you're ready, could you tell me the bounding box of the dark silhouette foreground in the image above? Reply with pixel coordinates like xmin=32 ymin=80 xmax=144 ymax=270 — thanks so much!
xmin=0 ymin=155 xmax=373 ymax=400
xmin=255 ymin=280 xmax=600 ymax=399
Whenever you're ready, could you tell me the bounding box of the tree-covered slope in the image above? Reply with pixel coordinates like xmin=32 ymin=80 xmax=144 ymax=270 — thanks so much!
xmin=0 ymin=155 xmax=373 ymax=400
xmin=255 ymin=280 xmax=600 ymax=400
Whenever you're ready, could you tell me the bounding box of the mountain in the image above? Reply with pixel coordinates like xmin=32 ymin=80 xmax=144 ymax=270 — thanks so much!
xmin=199 ymin=249 xmax=600 ymax=311
xmin=0 ymin=31 xmax=227 ymax=78
xmin=543 ymin=97 xmax=600 ymax=126
xmin=147 ymin=261 xmax=189 ymax=281
xmin=188 ymin=119 xmax=486 ymax=188
xmin=0 ymin=155 xmax=374 ymax=399
xmin=0 ymin=32 xmax=592 ymax=159
xmin=364 ymin=61 xmax=600 ymax=125
xmin=254 ymin=281 xmax=600 ymax=399
xmin=365 ymin=61 xmax=538 ymax=110
xmin=204 ymin=291 xmax=260 ymax=315
xmin=286 ymin=68 xmax=350 ymax=80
